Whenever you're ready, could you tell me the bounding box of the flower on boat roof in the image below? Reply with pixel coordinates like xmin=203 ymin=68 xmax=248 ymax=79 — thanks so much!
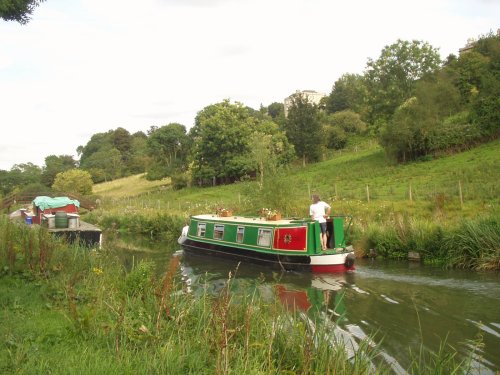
xmin=260 ymin=208 xmax=280 ymax=218
xmin=215 ymin=207 xmax=232 ymax=216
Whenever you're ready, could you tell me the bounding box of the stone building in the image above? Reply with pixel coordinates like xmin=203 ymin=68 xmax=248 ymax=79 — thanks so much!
xmin=284 ymin=90 xmax=326 ymax=117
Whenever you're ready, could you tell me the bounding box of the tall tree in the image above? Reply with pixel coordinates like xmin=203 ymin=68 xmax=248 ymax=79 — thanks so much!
xmin=283 ymin=93 xmax=323 ymax=165
xmin=365 ymin=39 xmax=441 ymax=124
xmin=326 ymin=73 xmax=369 ymax=120
xmin=380 ymin=73 xmax=462 ymax=162
xmin=190 ymin=100 xmax=256 ymax=185
xmin=41 ymin=155 xmax=77 ymax=187
xmin=0 ymin=0 xmax=45 ymax=24
xmin=146 ymin=123 xmax=190 ymax=179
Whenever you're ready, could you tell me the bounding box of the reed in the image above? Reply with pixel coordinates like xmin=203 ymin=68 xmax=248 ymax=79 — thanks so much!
xmin=441 ymin=215 xmax=500 ymax=270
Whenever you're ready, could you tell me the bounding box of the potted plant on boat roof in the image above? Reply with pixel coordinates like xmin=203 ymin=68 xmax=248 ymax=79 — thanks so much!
xmin=216 ymin=207 xmax=233 ymax=217
xmin=261 ymin=208 xmax=281 ymax=221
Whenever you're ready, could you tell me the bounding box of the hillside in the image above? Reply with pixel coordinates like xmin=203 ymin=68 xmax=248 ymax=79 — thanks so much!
xmin=93 ymin=139 xmax=499 ymax=223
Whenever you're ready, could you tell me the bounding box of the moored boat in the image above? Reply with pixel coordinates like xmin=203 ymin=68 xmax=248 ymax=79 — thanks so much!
xmin=179 ymin=214 xmax=355 ymax=273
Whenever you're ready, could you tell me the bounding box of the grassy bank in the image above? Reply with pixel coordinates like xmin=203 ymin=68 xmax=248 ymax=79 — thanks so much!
xmin=92 ymin=139 xmax=499 ymax=222
xmin=0 ymin=218 xmax=475 ymax=374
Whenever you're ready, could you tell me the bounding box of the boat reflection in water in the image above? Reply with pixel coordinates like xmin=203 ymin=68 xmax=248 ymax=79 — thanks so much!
xmin=179 ymin=251 xmax=406 ymax=374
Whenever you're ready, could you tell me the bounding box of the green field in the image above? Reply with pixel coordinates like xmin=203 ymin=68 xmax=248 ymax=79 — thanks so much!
xmin=93 ymin=138 xmax=499 ymax=223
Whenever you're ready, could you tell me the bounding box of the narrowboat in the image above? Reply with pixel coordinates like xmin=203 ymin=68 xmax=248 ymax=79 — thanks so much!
xmin=179 ymin=214 xmax=355 ymax=273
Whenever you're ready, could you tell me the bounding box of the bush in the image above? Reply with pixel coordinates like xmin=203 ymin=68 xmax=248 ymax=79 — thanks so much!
xmin=330 ymin=110 xmax=367 ymax=134
xmin=325 ymin=126 xmax=347 ymax=149
xmin=171 ymin=172 xmax=190 ymax=190
xmin=52 ymin=169 xmax=93 ymax=195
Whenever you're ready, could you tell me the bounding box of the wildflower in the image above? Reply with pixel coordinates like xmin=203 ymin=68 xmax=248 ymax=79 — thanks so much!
xmin=92 ymin=267 xmax=103 ymax=275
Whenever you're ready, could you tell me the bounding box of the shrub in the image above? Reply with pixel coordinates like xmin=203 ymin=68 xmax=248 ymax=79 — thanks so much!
xmin=171 ymin=172 xmax=190 ymax=190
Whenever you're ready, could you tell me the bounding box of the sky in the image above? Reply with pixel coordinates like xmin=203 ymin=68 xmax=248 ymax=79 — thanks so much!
xmin=0 ymin=0 xmax=498 ymax=170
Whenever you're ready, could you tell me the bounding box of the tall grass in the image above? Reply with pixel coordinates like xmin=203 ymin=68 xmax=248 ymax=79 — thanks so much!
xmin=441 ymin=216 xmax=500 ymax=270
xmin=0 ymin=217 xmax=475 ymax=374
xmin=356 ymin=214 xmax=500 ymax=270
xmin=3 ymin=217 xmax=378 ymax=373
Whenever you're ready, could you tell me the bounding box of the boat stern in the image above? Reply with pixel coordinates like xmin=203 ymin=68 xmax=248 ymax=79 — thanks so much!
xmin=310 ymin=249 xmax=355 ymax=273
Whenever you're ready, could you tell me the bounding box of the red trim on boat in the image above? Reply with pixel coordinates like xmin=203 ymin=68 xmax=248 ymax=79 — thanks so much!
xmin=311 ymin=264 xmax=355 ymax=273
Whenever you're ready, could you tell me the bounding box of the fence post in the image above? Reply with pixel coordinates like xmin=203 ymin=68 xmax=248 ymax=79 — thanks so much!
xmin=366 ymin=185 xmax=370 ymax=202
xmin=459 ymin=180 xmax=463 ymax=208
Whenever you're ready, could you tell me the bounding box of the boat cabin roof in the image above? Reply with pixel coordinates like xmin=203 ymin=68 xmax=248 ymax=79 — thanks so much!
xmin=192 ymin=214 xmax=308 ymax=226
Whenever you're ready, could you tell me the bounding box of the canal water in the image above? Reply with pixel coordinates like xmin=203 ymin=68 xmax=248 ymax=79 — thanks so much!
xmin=112 ymin=235 xmax=500 ymax=374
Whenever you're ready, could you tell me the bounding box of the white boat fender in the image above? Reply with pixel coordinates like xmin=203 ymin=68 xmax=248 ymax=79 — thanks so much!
xmin=345 ymin=253 xmax=355 ymax=268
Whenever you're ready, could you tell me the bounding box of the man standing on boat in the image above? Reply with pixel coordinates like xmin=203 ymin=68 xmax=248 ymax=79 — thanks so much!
xmin=309 ymin=194 xmax=331 ymax=251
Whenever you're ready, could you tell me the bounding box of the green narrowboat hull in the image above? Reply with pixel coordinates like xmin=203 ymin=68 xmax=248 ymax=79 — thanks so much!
xmin=179 ymin=214 xmax=355 ymax=273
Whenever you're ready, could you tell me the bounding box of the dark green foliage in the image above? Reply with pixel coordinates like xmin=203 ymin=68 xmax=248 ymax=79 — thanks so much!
xmin=378 ymin=34 xmax=499 ymax=162
xmin=266 ymin=102 xmax=285 ymax=120
xmin=191 ymin=100 xmax=256 ymax=185
xmin=325 ymin=73 xmax=369 ymax=120
xmin=365 ymin=39 xmax=442 ymax=123
xmin=0 ymin=0 xmax=44 ymax=24
xmin=324 ymin=126 xmax=347 ymax=150
xmin=146 ymin=123 xmax=190 ymax=180
xmin=171 ymin=172 xmax=190 ymax=190
xmin=283 ymin=93 xmax=323 ymax=164
xmin=190 ymin=100 xmax=293 ymax=186
xmin=323 ymin=110 xmax=367 ymax=150
xmin=0 ymin=163 xmax=42 ymax=195
xmin=41 ymin=155 xmax=77 ymax=187
xmin=78 ymin=128 xmax=150 ymax=182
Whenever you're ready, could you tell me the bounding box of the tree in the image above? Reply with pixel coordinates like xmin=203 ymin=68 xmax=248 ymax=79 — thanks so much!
xmin=146 ymin=123 xmax=190 ymax=179
xmin=83 ymin=147 xmax=123 ymax=182
xmin=52 ymin=169 xmax=93 ymax=196
xmin=380 ymin=73 xmax=463 ymax=162
xmin=469 ymin=33 xmax=500 ymax=137
xmin=41 ymin=155 xmax=77 ymax=187
xmin=325 ymin=73 xmax=369 ymax=119
xmin=321 ymin=110 xmax=366 ymax=150
xmin=282 ymin=93 xmax=323 ymax=165
xmin=78 ymin=127 xmax=142 ymax=180
xmin=191 ymin=100 xmax=257 ymax=185
xmin=365 ymin=39 xmax=442 ymax=123
xmin=128 ymin=131 xmax=151 ymax=174
xmin=2 ymin=163 xmax=43 ymax=194
xmin=248 ymin=120 xmax=295 ymax=188
xmin=266 ymin=102 xmax=286 ymax=127
xmin=0 ymin=0 xmax=45 ymax=24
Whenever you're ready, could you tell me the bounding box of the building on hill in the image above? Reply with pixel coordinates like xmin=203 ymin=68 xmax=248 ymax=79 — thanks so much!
xmin=284 ymin=90 xmax=326 ymax=117
xmin=459 ymin=28 xmax=500 ymax=55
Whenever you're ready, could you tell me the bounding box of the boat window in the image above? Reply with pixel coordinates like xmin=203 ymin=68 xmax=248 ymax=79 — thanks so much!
xmin=214 ymin=224 xmax=224 ymax=240
xmin=257 ymin=228 xmax=272 ymax=247
xmin=236 ymin=226 xmax=245 ymax=243
xmin=197 ymin=223 xmax=206 ymax=237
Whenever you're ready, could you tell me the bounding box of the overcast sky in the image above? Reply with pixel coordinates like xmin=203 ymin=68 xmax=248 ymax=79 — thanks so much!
xmin=0 ymin=0 xmax=498 ymax=170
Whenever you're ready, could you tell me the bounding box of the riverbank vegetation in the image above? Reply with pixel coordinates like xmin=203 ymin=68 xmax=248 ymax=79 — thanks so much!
xmin=84 ymin=138 xmax=499 ymax=270
xmin=0 ymin=218 xmax=477 ymax=374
